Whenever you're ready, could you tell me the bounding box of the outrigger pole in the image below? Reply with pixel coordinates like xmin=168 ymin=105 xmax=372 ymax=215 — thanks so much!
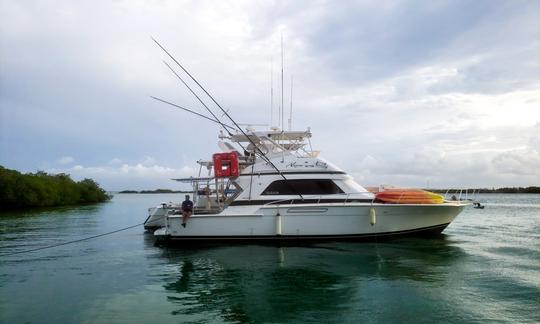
xmin=150 ymin=96 xmax=236 ymax=131
xmin=280 ymin=33 xmax=284 ymax=131
xmin=162 ymin=60 xmax=234 ymax=136
xmin=151 ymin=37 xmax=304 ymax=200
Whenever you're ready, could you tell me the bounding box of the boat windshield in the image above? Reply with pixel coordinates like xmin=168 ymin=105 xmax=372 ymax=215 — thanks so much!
xmin=338 ymin=178 xmax=370 ymax=193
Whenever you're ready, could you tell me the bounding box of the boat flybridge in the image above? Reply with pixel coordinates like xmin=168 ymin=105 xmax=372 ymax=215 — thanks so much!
xmin=145 ymin=127 xmax=469 ymax=242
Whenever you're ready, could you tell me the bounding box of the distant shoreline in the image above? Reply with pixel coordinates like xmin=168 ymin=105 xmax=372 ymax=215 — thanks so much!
xmin=116 ymin=187 xmax=540 ymax=194
xmin=427 ymin=187 xmax=539 ymax=194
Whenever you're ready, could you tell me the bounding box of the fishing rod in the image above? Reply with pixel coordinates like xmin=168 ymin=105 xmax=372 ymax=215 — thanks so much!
xmin=162 ymin=60 xmax=234 ymax=136
xmin=162 ymin=60 xmax=263 ymax=161
xmin=160 ymin=56 xmax=255 ymax=157
xmin=162 ymin=51 xmax=275 ymax=169
xmin=152 ymin=38 xmax=241 ymax=133
xmin=150 ymin=96 xmax=236 ymax=131
xmin=152 ymin=37 xmax=303 ymax=198
xmin=151 ymin=37 xmax=304 ymax=199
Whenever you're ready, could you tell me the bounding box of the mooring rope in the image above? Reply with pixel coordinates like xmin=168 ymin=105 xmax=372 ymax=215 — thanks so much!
xmin=0 ymin=222 xmax=145 ymax=257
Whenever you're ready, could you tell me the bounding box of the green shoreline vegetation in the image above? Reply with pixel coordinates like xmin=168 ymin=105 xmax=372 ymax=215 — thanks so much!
xmin=0 ymin=166 xmax=111 ymax=211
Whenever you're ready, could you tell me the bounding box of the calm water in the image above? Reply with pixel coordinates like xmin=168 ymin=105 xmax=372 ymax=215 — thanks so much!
xmin=1 ymin=194 xmax=539 ymax=323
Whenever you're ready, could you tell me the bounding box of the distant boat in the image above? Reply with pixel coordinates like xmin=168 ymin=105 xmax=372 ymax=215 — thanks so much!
xmin=473 ymin=202 xmax=485 ymax=209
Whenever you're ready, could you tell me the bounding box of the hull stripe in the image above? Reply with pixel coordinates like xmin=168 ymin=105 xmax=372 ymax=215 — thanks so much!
xmin=160 ymin=223 xmax=451 ymax=242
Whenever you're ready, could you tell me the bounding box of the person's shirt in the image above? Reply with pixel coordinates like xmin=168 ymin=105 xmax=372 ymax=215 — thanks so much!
xmin=182 ymin=199 xmax=194 ymax=211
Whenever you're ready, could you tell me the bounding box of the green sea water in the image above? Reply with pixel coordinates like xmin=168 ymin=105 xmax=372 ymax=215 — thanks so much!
xmin=1 ymin=193 xmax=539 ymax=323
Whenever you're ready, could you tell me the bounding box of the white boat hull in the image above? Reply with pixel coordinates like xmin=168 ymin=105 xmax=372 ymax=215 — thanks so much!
xmin=154 ymin=202 xmax=467 ymax=242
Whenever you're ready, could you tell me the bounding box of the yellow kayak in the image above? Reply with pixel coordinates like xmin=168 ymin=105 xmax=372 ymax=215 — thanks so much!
xmin=375 ymin=189 xmax=444 ymax=204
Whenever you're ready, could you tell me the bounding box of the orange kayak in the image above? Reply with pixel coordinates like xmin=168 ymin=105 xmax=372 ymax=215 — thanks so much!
xmin=375 ymin=189 xmax=444 ymax=204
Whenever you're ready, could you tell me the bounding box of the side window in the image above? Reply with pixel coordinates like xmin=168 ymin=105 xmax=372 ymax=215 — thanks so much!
xmin=261 ymin=179 xmax=345 ymax=195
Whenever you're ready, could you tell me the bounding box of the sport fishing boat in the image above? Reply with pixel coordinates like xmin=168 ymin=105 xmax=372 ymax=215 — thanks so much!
xmin=145 ymin=128 xmax=470 ymax=242
xmin=145 ymin=38 xmax=470 ymax=242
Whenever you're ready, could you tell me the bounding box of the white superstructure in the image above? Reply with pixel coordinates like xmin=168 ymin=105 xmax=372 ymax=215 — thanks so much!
xmin=145 ymin=128 xmax=468 ymax=242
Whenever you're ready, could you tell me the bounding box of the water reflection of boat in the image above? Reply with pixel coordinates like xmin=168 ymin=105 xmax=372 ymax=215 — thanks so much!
xmin=145 ymin=129 xmax=469 ymax=242
xmin=156 ymin=238 xmax=465 ymax=322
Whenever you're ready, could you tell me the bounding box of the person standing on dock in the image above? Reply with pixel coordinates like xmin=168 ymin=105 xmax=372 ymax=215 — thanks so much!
xmin=181 ymin=195 xmax=194 ymax=228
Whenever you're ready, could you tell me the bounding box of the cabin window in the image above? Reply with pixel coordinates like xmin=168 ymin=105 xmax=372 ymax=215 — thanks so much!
xmin=261 ymin=179 xmax=345 ymax=195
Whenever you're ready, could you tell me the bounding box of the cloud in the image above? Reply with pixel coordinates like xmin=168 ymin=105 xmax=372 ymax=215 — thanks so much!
xmin=46 ymin=158 xmax=196 ymax=191
xmin=56 ymin=156 xmax=74 ymax=165
xmin=1 ymin=0 xmax=539 ymax=189
xmin=492 ymin=149 xmax=540 ymax=176
xmin=108 ymin=158 xmax=122 ymax=165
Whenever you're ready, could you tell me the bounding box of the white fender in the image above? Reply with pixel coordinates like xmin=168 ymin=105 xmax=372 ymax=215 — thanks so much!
xmin=369 ymin=207 xmax=376 ymax=226
xmin=276 ymin=213 xmax=282 ymax=235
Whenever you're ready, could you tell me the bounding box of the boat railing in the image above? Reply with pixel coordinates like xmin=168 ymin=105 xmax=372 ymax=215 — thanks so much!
xmin=443 ymin=188 xmax=474 ymax=201
xmin=343 ymin=193 xmax=377 ymax=205
xmin=262 ymin=192 xmax=375 ymax=207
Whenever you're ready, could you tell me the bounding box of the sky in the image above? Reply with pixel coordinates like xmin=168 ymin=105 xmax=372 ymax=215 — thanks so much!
xmin=1 ymin=0 xmax=539 ymax=191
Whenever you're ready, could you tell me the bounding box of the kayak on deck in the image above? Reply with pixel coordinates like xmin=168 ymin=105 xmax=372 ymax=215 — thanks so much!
xmin=375 ymin=189 xmax=444 ymax=204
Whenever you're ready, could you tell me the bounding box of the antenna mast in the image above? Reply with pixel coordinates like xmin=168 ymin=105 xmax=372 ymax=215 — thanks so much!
xmin=280 ymin=33 xmax=284 ymax=131
xmin=288 ymin=76 xmax=293 ymax=131
xmin=270 ymin=59 xmax=274 ymax=128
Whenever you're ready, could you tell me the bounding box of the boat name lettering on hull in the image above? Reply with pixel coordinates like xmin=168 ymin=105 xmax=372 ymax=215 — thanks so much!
xmin=286 ymin=161 xmax=328 ymax=169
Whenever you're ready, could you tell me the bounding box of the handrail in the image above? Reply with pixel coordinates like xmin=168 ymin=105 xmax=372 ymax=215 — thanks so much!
xmin=262 ymin=192 xmax=372 ymax=207
xmin=370 ymin=194 xmax=376 ymax=206
xmin=442 ymin=188 xmax=478 ymax=202
xmin=263 ymin=197 xmax=298 ymax=206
